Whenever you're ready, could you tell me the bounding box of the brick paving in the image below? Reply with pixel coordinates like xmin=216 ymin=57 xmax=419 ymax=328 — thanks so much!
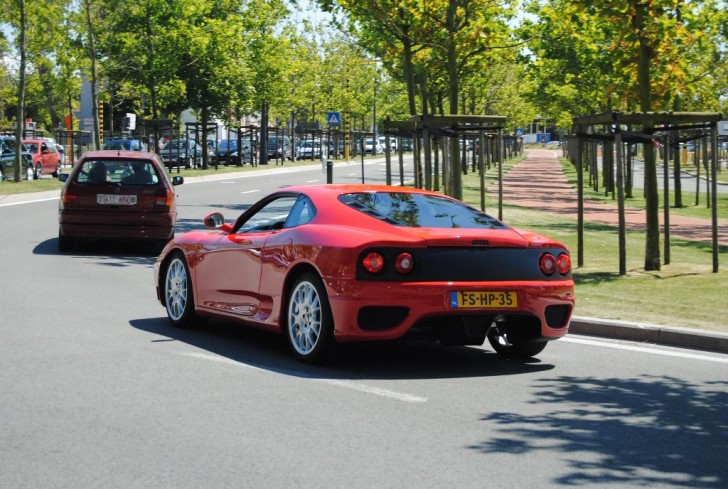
xmin=498 ymin=149 xmax=728 ymax=247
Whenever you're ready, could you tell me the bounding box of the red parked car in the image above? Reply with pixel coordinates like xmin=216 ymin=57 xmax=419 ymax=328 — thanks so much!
xmin=154 ymin=184 xmax=575 ymax=364
xmin=58 ymin=150 xmax=183 ymax=252
xmin=23 ymin=139 xmax=61 ymax=179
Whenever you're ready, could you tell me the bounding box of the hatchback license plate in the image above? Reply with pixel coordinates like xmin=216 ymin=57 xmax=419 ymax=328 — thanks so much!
xmin=97 ymin=194 xmax=137 ymax=205
xmin=451 ymin=291 xmax=518 ymax=309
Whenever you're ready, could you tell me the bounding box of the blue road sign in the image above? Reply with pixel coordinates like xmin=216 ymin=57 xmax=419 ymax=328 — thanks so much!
xmin=327 ymin=112 xmax=341 ymax=126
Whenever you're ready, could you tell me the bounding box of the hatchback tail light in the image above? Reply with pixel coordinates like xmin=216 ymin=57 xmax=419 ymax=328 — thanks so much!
xmin=61 ymin=186 xmax=79 ymax=208
xmin=155 ymin=188 xmax=172 ymax=209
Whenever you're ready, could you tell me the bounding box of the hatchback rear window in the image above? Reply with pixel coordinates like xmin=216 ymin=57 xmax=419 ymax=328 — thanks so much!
xmin=75 ymin=159 xmax=160 ymax=185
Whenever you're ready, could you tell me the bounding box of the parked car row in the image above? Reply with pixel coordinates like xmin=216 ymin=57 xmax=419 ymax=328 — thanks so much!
xmin=0 ymin=136 xmax=63 ymax=181
xmin=159 ymin=139 xmax=211 ymax=169
xmin=212 ymin=138 xmax=254 ymax=166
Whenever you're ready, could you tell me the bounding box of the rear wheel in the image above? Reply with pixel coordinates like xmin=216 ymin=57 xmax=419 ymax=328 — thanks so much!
xmin=487 ymin=328 xmax=547 ymax=359
xmin=58 ymin=233 xmax=74 ymax=252
xmin=164 ymin=253 xmax=204 ymax=328
xmin=286 ymin=273 xmax=336 ymax=363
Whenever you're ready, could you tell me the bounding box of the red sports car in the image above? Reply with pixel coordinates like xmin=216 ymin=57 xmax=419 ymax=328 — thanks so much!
xmin=154 ymin=184 xmax=575 ymax=363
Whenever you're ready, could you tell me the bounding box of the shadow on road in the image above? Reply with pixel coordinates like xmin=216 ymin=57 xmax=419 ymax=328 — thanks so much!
xmin=470 ymin=374 xmax=728 ymax=487
xmin=33 ymin=237 xmax=159 ymax=267
xmin=129 ymin=316 xmax=556 ymax=381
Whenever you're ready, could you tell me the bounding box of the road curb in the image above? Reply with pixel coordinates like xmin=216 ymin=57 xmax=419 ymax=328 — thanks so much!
xmin=570 ymin=316 xmax=728 ymax=354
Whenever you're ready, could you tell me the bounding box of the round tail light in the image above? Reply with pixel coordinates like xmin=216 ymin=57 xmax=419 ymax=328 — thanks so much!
xmin=557 ymin=253 xmax=571 ymax=275
xmin=362 ymin=252 xmax=384 ymax=273
xmin=394 ymin=252 xmax=414 ymax=274
xmin=539 ymin=253 xmax=557 ymax=276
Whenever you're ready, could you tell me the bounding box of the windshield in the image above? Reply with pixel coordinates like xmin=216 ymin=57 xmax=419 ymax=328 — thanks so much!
xmin=339 ymin=192 xmax=507 ymax=229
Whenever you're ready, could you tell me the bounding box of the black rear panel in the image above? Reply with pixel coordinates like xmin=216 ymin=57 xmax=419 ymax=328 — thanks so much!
xmin=356 ymin=247 xmax=571 ymax=282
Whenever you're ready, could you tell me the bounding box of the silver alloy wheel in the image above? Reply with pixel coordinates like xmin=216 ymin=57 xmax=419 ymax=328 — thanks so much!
xmin=288 ymin=280 xmax=322 ymax=356
xmin=165 ymin=257 xmax=188 ymax=322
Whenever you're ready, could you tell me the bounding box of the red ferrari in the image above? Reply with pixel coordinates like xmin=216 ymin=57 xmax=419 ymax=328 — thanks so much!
xmin=154 ymin=184 xmax=575 ymax=363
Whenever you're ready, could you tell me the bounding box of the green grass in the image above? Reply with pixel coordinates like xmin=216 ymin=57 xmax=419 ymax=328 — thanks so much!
xmin=462 ymin=156 xmax=728 ymax=333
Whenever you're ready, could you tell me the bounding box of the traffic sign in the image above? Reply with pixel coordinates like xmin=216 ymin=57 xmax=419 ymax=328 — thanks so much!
xmin=327 ymin=112 xmax=341 ymax=126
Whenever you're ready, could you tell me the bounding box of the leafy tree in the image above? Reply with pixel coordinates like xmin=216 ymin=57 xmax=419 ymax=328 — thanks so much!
xmin=526 ymin=0 xmax=727 ymax=271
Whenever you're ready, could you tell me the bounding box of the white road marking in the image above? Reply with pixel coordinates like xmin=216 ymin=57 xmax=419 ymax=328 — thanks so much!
xmin=182 ymin=351 xmax=428 ymax=403
xmin=0 ymin=196 xmax=58 ymax=207
xmin=563 ymin=336 xmax=728 ymax=364
xmin=240 ymin=189 xmax=259 ymax=194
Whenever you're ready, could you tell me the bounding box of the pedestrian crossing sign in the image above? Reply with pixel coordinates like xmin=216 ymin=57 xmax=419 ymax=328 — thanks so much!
xmin=327 ymin=112 xmax=341 ymax=126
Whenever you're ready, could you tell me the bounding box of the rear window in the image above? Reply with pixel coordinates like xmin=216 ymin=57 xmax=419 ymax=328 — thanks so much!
xmin=75 ymin=159 xmax=160 ymax=186
xmin=339 ymin=192 xmax=507 ymax=229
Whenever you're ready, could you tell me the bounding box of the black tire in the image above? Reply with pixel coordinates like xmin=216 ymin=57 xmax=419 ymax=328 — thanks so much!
xmin=58 ymin=233 xmax=74 ymax=252
xmin=487 ymin=329 xmax=547 ymax=359
xmin=285 ymin=272 xmax=336 ymax=364
xmin=34 ymin=164 xmax=41 ymax=180
xmin=163 ymin=252 xmax=204 ymax=328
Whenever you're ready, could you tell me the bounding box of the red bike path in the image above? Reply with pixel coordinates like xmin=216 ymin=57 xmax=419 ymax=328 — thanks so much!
xmin=498 ymin=149 xmax=728 ymax=247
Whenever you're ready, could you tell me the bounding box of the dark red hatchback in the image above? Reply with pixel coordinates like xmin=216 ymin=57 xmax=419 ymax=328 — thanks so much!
xmin=58 ymin=150 xmax=183 ymax=251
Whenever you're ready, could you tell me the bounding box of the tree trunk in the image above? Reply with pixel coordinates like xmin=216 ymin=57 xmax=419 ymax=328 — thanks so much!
xmin=14 ymin=0 xmax=28 ymax=182
xmin=85 ymin=0 xmax=101 ymax=150
xmin=446 ymin=0 xmax=461 ymax=200
xmin=636 ymin=8 xmax=660 ymax=271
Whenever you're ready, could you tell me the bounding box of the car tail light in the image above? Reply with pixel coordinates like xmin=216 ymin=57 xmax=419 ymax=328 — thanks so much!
xmin=61 ymin=186 xmax=79 ymax=207
xmin=557 ymin=253 xmax=571 ymax=275
xmin=362 ymin=252 xmax=384 ymax=273
xmin=394 ymin=252 xmax=414 ymax=274
xmin=155 ymin=188 xmax=172 ymax=208
xmin=539 ymin=253 xmax=557 ymax=276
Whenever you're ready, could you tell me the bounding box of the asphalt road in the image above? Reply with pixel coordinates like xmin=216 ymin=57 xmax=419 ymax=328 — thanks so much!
xmin=1 ymin=161 xmax=727 ymax=488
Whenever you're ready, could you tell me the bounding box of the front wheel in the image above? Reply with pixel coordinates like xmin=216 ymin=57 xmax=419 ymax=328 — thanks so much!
xmin=164 ymin=253 xmax=204 ymax=328
xmin=487 ymin=328 xmax=547 ymax=359
xmin=286 ymin=273 xmax=336 ymax=363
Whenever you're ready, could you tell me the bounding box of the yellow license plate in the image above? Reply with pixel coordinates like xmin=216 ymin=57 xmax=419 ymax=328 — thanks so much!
xmin=451 ymin=291 xmax=518 ymax=309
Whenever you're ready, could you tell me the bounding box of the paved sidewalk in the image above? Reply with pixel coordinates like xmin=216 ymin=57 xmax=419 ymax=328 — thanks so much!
xmin=501 ymin=149 xmax=728 ymax=354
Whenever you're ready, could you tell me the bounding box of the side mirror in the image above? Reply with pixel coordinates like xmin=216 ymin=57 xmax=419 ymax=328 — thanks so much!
xmin=172 ymin=176 xmax=184 ymax=186
xmin=59 ymin=173 xmax=69 ymax=183
xmin=203 ymin=212 xmax=225 ymax=229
